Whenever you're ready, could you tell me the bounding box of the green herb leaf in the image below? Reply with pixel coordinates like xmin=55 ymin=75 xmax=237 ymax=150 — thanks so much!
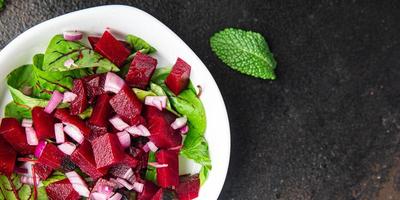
xmin=43 ymin=35 xmax=119 ymax=73
xmin=126 ymin=34 xmax=156 ymax=54
xmin=210 ymin=28 xmax=277 ymax=79
xmin=145 ymin=152 xmax=157 ymax=184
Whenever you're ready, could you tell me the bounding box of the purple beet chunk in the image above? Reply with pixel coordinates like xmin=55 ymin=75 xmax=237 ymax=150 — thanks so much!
xmin=156 ymin=150 xmax=179 ymax=188
xmin=109 ymin=85 xmax=143 ymax=125
xmin=151 ymin=188 xmax=177 ymax=200
xmin=70 ymin=79 xmax=88 ymax=115
xmin=176 ymin=174 xmax=200 ymax=200
xmin=137 ymin=180 xmax=159 ymax=200
xmin=92 ymin=133 xmax=125 ymax=170
xmin=89 ymin=93 xmax=112 ymax=127
xmin=34 ymin=163 xmax=54 ymax=180
xmin=165 ymin=58 xmax=191 ymax=95
xmin=0 ymin=138 xmax=16 ymax=176
xmin=46 ymin=179 xmax=80 ymax=200
xmin=71 ymin=140 xmax=106 ymax=179
xmin=125 ymin=51 xmax=157 ymax=89
xmin=32 ymin=107 xmax=56 ymax=140
xmin=83 ymin=74 xmax=106 ymax=100
xmin=54 ymin=108 xmax=91 ymax=138
xmin=88 ymin=36 xmax=131 ymax=50
xmin=94 ymin=31 xmax=131 ymax=67
xmin=0 ymin=118 xmax=36 ymax=154
xmin=38 ymin=143 xmax=66 ymax=169
xmin=86 ymin=123 xmax=108 ymax=142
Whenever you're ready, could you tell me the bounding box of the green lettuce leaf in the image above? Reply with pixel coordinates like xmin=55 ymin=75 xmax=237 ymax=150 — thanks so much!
xmin=126 ymin=34 xmax=156 ymax=54
xmin=43 ymin=35 xmax=119 ymax=73
xmin=4 ymin=102 xmax=32 ymax=120
xmin=132 ymin=88 xmax=156 ymax=102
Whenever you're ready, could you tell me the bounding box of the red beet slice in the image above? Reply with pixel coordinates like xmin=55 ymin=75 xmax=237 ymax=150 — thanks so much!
xmin=38 ymin=143 xmax=66 ymax=169
xmin=144 ymin=106 xmax=182 ymax=149
xmin=120 ymin=154 xmax=139 ymax=168
xmin=125 ymin=51 xmax=157 ymax=89
xmin=94 ymin=31 xmax=130 ymax=67
xmin=0 ymin=118 xmax=35 ymax=154
xmin=70 ymin=79 xmax=88 ymax=115
xmin=33 ymin=163 xmax=53 ymax=180
xmin=92 ymin=133 xmax=124 ymax=170
xmin=0 ymin=138 xmax=16 ymax=176
xmin=86 ymin=123 xmax=108 ymax=142
xmin=109 ymin=85 xmax=143 ymax=125
xmin=165 ymin=58 xmax=191 ymax=95
xmin=127 ymin=146 xmax=149 ymax=171
xmin=176 ymin=175 xmax=200 ymax=200
xmin=156 ymin=150 xmax=179 ymax=188
xmin=137 ymin=180 xmax=159 ymax=200
xmin=89 ymin=93 xmax=112 ymax=127
xmin=151 ymin=188 xmax=178 ymax=200
xmin=32 ymin=107 xmax=56 ymax=140
xmin=88 ymin=36 xmax=131 ymax=50
xmin=54 ymin=108 xmax=91 ymax=138
xmin=46 ymin=179 xmax=80 ymax=200
xmin=83 ymin=74 xmax=106 ymax=100
xmin=71 ymin=140 xmax=106 ymax=179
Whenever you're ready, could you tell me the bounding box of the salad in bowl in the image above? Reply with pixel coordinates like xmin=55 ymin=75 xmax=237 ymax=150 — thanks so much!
xmin=0 ymin=29 xmax=210 ymax=200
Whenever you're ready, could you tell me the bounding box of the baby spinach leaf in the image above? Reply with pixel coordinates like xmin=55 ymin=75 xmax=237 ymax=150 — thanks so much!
xmin=180 ymin=134 xmax=212 ymax=170
xmin=43 ymin=35 xmax=119 ymax=73
xmin=145 ymin=152 xmax=157 ymax=184
xmin=150 ymin=83 xmax=180 ymax=116
xmin=0 ymin=174 xmax=35 ymax=200
xmin=4 ymin=101 xmax=32 ymax=120
xmin=199 ymin=166 xmax=210 ymax=186
xmin=78 ymin=107 xmax=93 ymax=120
xmin=126 ymin=34 xmax=156 ymax=54
xmin=151 ymin=67 xmax=171 ymax=85
xmin=132 ymin=88 xmax=156 ymax=102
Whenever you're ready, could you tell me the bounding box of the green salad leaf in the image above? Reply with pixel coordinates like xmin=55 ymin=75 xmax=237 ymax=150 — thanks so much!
xmin=4 ymin=102 xmax=32 ymax=120
xmin=126 ymin=34 xmax=156 ymax=54
xmin=132 ymin=88 xmax=156 ymax=102
xmin=210 ymin=28 xmax=277 ymax=79
xmin=43 ymin=35 xmax=119 ymax=73
xmin=145 ymin=152 xmax=157 ymax=184
xmin=78 ymin=107 xmax=93 ymax=119
xmin=0 ymin=0 xmax=4 ymax=11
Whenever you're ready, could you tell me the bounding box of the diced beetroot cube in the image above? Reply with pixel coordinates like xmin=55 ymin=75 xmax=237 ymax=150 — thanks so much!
xmin=38 ymin=143 xmax=66 ymax=169
xmin=88 ymin=36 xmax=131 ymax=50
xmin=0 ymin=118 xmax=35 ymax=154
xmin=144 ymin=107 xmax=182 ymax=149
xmin=151 ymin=188 xmax=178 ymax=200
xmin=89 ymin=93 xmax=111 ymax=127
xmin=70 ymin=79 xmax=88 ymax=115
xmin=109 ymin=85 xmax=143 ymax=125
xmin=83 ymin=74 xmax=106 ymax=100
xmin=32 ymin=107 xmax=56 ymax=140
xmin=137 ymin=180 xmax=159 ymax=200
xmin=109 ymin=163 xmax=132 ymax=178
xmin=33 ymin=163 xmax=53 ymax=180
xmin=92 ymin=133 xmax=124 ymax=170
xmin=156 ymin=150 xmax=179 ymax=188
xmin=125 ymin=52 xmax=157 ymax=89
xmin=120 ymin=154 xmax=139 ymax=168
xmin=86 ymin=123 xmax=108 ymax=142
xmin=95 ymin=31 xmax=130 ymax=67
xmin=71 ymin=140 xmax=106 ymax=179
xmin=165 ymin=58 xmax=191 ymax=95
xmin=54 ymin=108 xmax=91 ymax=138
xmin=46 ymin=179 xmax=80 ymax=200
xmin=127 ymin=146 xmax=149 ymax=171
xmin=0 ymin=138 xmax=16 ymax=176
xmin=176 ymin=175 xmax=200 ymax=200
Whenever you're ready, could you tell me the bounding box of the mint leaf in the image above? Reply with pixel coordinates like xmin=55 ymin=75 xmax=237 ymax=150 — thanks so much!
xmin=210 ymin=28 xmax=277 ymax=79
xmin=126 ymin=34 xmax=156 ymax=54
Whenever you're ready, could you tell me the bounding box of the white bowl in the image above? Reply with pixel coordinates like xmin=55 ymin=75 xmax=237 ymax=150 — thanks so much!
xmin=0 ymin=5 xmax=230 ymax=200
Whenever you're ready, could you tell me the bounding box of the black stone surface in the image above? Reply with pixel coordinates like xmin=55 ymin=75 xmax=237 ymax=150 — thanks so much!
xmin=2 ymin=1 xmax=400 ymax=199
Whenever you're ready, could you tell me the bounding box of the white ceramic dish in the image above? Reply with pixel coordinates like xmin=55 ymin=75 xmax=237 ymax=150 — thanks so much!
xmin=0 ymin=5 xmax=230 ymax=200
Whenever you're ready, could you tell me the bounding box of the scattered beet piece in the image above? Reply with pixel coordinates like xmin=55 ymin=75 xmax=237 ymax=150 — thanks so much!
xmin=125 ymin=51 xmax=157 ymax=89
xmin=89 ymin=93 xmax=112 ymax=127
xmin=0 ymin=138 xmax=16 ymax=176
xmin=0 ymin=118 xmax=35 ymax=154
xmin=120 ymin=154 xmax=139 ymax=168
xmin=88 ymin=36 xmax=131 ymax=50
xmin=70 ymin=79 xmax=88 ymax=115
xmin=137 ymin=180 xmax=159 ymax=200
xmin=34 ymin=162 xmax=54 ymax=180
xmin=176 ymin=174 xmax=200 ymax=200
xmin=38 ymin=143 xmax=66 ymax=169
xmin=86 ymin=123 xmax=108 ymax=142
xmin=151 ymin=188 xmax=178 ymax=200
xmin=144 ymin=106 xmax=182 ymax=149
xmin=46 ymin=179 xmax=80 ymax=200
xmin=127 ymin=146 xmax=149 ymax=171
xmin=92 ymin=133 xmax=125 ymax=170
xmin=71 ymin=140 xmax=106 ymax=179
xmin=165 ymin=58 xmax=191 ymax=95
xmin=156 ymin=150 xmax=179 ymax=188
xmin=94 ymin=31 xmax=130 ymax=67
xmin=32 ymin=107 xmax=56 ymax=140
xmin=83 ymin=74 xmax=106 ymax=100
xmin=54 ymin=108 xmax=91 ymax=138
xmin=109 ymin=85 xmax=143 ymax=125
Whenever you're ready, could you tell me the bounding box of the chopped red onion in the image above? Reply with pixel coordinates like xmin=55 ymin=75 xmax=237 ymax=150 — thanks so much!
xmin=144 ymin=96 xmax=167 ymax=111
xmin=63 ymin=31 xmax=83 ymax=41
xmin=54 ymin=123 xmax=65 ymax=144
xmin=97 ymin=185 xmax=114 ymax=197
xmin=25 ymin=127 xmax=38 ymax=146
xmin=146 ymin=141 xmax=158 ymax=152
xmin=44 ymin=91 xmax=64 ymax=114
xmin=125 ymin=125 xmax=150 ymax=137
xmin=66 ymin=171 xmax=90 ymax=197
xmin=20 ymin=175 xmax=40 ymax=186
xmin=116 ymin=178 xmax=133 ymax=190
xmin=117 ymin=131 xmax=131 ymax=149
xmin=104 ymin=72 xmax=125 ymax=93
xmin=180 ymin=125 xmax=189 ymax=135
xmin=109 ymin=116 xmax=130 ymax=131
xmin=57 ymin=142 xmax=76 ymax=155
xmin=91 ymin=192 xmax=108 ymax=200
xmin=108 ymin=193 xmax=122 ymax=200
xmin=142 ymin=143 xmax=150 ymax=152
xmin=21 ymin=119 xmax=33 ymax=128
xmin=63 ymin=58 xmax=75 ymax=68
xmin=148 ymin=162 xmax=168 ymax=168
xmin=63 ymin=124 xmax=84 ymax=144
xmin=109 ymin=178 xmax=123 ymax=189
xmin=121 ymin=168 xmax=134 ymax=180
xmin=171 ymin=116 xmax=187 ymax=130
xmin=132 ymin=182 xmax=144 ymax=193
xmin=63 ymin=91 xmax=77 ymax=103
xmin=34 ymin=141 xmax=47 ymax=158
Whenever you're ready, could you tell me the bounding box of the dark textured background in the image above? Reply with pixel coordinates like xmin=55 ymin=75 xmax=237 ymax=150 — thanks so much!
xmin=2 ymin=1 xmax=400 ymax=199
